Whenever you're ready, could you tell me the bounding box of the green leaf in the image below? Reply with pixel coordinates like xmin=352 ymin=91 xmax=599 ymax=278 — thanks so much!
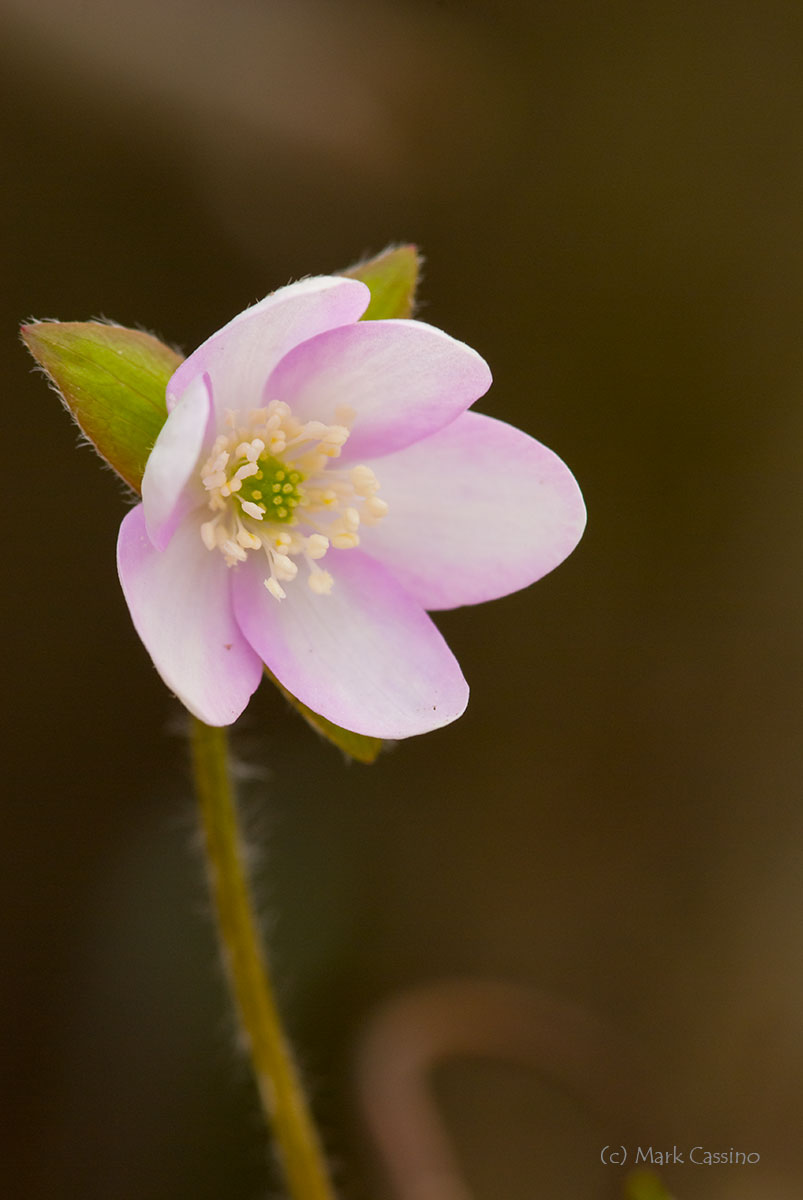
xmin=624 ymin=1170 xmax=676 ymax=1200
xmin=341 ymin=244 xmax=422 ymax=320
xmin=21 ymin=321 xmax=181 ymax=492
xmin=265 ymin=669 xmax=383 ymax=764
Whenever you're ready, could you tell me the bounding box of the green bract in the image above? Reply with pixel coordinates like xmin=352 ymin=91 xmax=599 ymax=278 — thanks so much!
xmin=20 ymin=321 xmax=180 ymax=493
xmin=22 ymin=245 xmax=422 ymax=763
xmin=264 ymin=669 xmax=383 ymax=764
xmin=342 ymin=243 xmax=420 ymax=320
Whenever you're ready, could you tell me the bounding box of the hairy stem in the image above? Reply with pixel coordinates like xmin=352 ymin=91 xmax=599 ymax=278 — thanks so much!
xmin=190 ymin=717 xmax=337 ymax=1200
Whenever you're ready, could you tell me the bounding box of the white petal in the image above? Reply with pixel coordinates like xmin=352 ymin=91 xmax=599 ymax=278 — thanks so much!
xmin=265 ymin=319 xmax=492 ymax=459
xmin=357 ymin=411 xmax=587 ymax=609
xmin=117 ymin=505 xmax=263 ymax=725
xmin=231 ymin=550 xmax=468 ymax=739
xmin=166 ymin=276 xmax=370 ymax=417
xmin=142 ymin=373 xmax=212 ymax=550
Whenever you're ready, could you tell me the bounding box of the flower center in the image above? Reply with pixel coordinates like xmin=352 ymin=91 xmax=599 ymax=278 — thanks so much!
xmin=235 ymin=454 xmax=304 ymax=523
xmin=198 ymin=400 xmax=387 ymax=600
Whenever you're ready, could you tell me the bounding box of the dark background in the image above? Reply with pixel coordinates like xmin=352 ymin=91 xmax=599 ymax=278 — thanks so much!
xmin=3 ymin=1 xmax=802 ymax=1198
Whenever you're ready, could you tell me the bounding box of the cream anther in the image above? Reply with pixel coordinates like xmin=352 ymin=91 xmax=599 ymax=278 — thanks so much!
xmin=241 ymin=500 xmax=265 ymax=521
xmin=300 ymin=420 xmax=329 ymax=440
xmin=305 ymin=534 xmax=329 ymax=559
xmin=203 ymin=470 xmax=228 ymax=491
xmin=273 ymin=554 xmax=298 ymax=580
xmin=200 ymin=519 xmax=219 ymax=550
xmin=236 ymin=528 xmax=261 ymax=550
xmin=233 ymin=462 xmax=259 ymax=483
xmin=265 ymin=577 xmax=286 ymax=600
xmin=351 ymin=465 xmax=379 ymax=496
xmin=364 ymin=496 xmax=389 ymax=522
xmin=222 ymin=538 xmax=247 ymax=564
xmin=308 ymin=569 xmax=334 ymax=595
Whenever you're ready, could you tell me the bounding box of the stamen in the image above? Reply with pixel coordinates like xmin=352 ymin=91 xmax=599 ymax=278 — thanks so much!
xmin=221 ymin=538 xmax=248 ymax=564
xmin=364 ymin=496 xmax=389 ymax=522
xmin=236 ymin=526 xmax=261 ymax=550
xmin=308 ymin=569 xmax=334 ymax=594
xmin=203 ymin=470 xmax=228 ymax=491
xmin=200 ymin=518 xmax=220 ymax=550
xmin=232 ymin=461 xmax=259 ymax=483
xmin=350 ymin=465 xmax=379 ymax=495
xmin=273 ymin=554 xmax=298 ymax=581
xmin=298 ymin=420 xmax=329 ymax=440
xmin=265 ymin=577 xmax=286 ymax=600
xmin=198 ymin=403 xmax=387 ymax=597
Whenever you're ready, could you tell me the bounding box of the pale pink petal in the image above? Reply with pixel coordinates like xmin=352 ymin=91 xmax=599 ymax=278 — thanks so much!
xmin=166 ymin=277 xmax=370 ymax=417
xmin=117 ymin=506 xmax=263 ymax=725
xmin=142 ymin=373 xmax=213 ymax=550
xmin=230 ymin=550 xmax=468 ymax=738
xmin=264 ymin=319 xmax=492 ymax=459
xmin=358 ymin=412 xmax=586 ymax=610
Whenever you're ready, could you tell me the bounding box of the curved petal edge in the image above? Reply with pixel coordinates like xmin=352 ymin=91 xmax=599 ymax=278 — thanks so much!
xmin=231 ymin=549 xmax=469 ymax=739
xmin=117 ymin=506 xmax=263 ymax=725
xmin=357 ymin=411 xmax=587 ymax=609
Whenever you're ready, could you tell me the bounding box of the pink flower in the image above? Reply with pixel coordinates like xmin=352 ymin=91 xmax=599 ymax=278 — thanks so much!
xmin=117 ymin=276 xmax=586 ymax=737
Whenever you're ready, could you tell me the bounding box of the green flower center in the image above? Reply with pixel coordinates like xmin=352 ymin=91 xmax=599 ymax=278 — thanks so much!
xmin=236 ymin=454 xmax=305 ymax=523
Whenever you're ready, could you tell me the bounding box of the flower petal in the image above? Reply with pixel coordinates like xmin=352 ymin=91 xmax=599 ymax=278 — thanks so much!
xmin=142 ymin=373 xmax=213 ymax=550
xmin=358 ymin=411 xmax=587 ymax=609
xmin=230 ymin=550 xmax=468 ymax=738
xmin=166 ymin=276 xmax=370 ymax=417
xmin=265 ymin=319 xmax=492 ymax=459
xmin=117 ymin=505 xmax=263 ymax=724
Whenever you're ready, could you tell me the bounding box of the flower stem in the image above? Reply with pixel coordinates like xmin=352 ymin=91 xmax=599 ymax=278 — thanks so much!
xmin=190 ymin=716 xmax=337 ymax=1200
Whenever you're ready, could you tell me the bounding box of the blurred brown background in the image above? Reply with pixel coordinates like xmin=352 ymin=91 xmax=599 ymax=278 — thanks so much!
xmin=3 ymin=1 xmax=802 ymax=1198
